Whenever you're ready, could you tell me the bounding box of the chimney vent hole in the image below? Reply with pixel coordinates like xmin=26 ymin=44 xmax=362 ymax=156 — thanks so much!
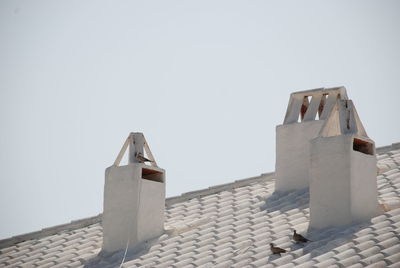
xmin=142 ymin=168 xmax=164 ymax=183
xmin=317 ymin=93 xmax=328 ymax=120
xmin=299 ymin=96 xmax=310 ymax=122
xmin=353 ymin=138 xmax=373 ymax=155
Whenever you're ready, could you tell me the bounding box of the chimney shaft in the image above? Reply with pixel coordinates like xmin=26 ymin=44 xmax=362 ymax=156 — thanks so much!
xmin=309 ymin=100 xmax=379 ymax=229
xmin=275 ymin=87 xmax=348 ymax=191
xmin=102 ymin=133 xmax=165 ymax=253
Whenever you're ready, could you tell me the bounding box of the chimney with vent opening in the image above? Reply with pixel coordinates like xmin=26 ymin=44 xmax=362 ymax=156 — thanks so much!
xmin=309 ymin=99 xmax=380 ymax=229
xmin=102 ymin=132 xmax=165 ymax=253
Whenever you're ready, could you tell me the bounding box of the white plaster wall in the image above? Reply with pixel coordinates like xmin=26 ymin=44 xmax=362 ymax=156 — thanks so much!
xmin=102 ymin=165 xmax=140 ymax=252
xmin=310 ymin=135 xmax=380 ymax=229
xmin=102 ymin=164 xmax=165 ymax=253
xmin=309 ymin=135 xmax=352 ymax=229
xmin=138 ymin=178 xmax=165 ymax=242
xmin=350 ymin=149 xmax=380 ymax=221
xmin=275 ymin=120 xmax=325 ymax=191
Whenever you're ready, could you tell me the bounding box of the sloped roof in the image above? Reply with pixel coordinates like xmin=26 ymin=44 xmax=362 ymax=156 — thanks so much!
xmin=1 ymin=143 xmax=400 ymax=268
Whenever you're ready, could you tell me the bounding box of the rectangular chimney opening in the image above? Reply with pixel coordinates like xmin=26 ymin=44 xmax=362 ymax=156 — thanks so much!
xmin=142 ymin=168 xmax=164 ymax=183
xmin=353 ymin=138 xmax=373 ymax=155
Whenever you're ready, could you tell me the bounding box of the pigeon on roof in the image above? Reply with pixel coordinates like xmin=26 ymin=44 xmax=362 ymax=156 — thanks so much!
xmin=293 ymin=230 xmax=311 ymax=243
xmin=270 ymin=243 xmax=287 ymax=256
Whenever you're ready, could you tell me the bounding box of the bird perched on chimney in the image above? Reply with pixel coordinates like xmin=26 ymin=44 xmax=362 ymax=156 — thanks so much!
xmin=270 ymin=243 xmax=286 ymax=256
xmin=293 ymin=230 xmax=311 ymax=243
xmin=135 ymin=152 xmax=153 ymax=163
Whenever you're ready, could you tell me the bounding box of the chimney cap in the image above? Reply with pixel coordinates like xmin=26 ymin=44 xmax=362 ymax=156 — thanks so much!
xmin=289 ymin=86 xmax=348 ymax=98
xmin=283 ymin=87 xmax=349 ymax=124
xmin=113 ymin=132 xmax=158 ymax=167
xmin=319 ymin=99 xmax=369 ymax=138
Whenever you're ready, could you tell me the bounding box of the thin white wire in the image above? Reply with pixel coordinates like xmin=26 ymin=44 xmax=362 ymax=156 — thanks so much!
xmin=119 ymin=175 xmax=142 ymax=268
xmin=118 ymin=233 xmax=130 ymax=268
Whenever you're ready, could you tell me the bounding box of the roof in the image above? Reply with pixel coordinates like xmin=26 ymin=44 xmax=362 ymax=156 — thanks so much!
xmin=1 ymin=143 xmax=400 ymax=268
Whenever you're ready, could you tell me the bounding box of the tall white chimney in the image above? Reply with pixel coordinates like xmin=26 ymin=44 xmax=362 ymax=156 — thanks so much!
xmin=102 ymin=133 xmax=165 ymax=253
xmin=309 ymin=100 xmax=380 ymax=229
xmin=275 ymin=87 xmax=348 ymax=191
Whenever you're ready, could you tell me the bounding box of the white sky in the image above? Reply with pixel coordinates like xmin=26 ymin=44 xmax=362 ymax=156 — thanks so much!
xmin=0 ymin=0 xmax=399 ymax=239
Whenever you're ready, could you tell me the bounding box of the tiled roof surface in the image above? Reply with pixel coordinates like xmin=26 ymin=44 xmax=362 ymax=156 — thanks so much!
xmin=1 ymin=143 xmax=400 ymax=268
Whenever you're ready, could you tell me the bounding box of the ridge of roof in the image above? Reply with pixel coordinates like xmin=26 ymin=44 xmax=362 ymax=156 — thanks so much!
xmin=0 ymin=214 xmax=102 ymax=250
xmin=376 ymin=142 xmax=400 ymax=154
xmin=0 ymin=172 xmax=273 ymax=249
xmin=0 ymin=142 xmax=397 ymax=250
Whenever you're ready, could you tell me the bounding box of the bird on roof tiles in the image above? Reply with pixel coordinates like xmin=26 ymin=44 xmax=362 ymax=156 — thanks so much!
xmin=270 ymin=243 xmax=287 ymax=256
xmin=135 ymin=152 xmax=153 ymax=163
xmin=293 ymin=230 xmax=311 ymax=243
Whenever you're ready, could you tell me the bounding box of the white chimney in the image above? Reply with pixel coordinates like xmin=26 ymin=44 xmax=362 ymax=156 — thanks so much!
xmin=275 ymin=87 xmax=348 ymax=191
xmin=309 ymin=100 xmax=380 ymax=229
xmin=102 ymin=133 xmax=165 ymax=253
